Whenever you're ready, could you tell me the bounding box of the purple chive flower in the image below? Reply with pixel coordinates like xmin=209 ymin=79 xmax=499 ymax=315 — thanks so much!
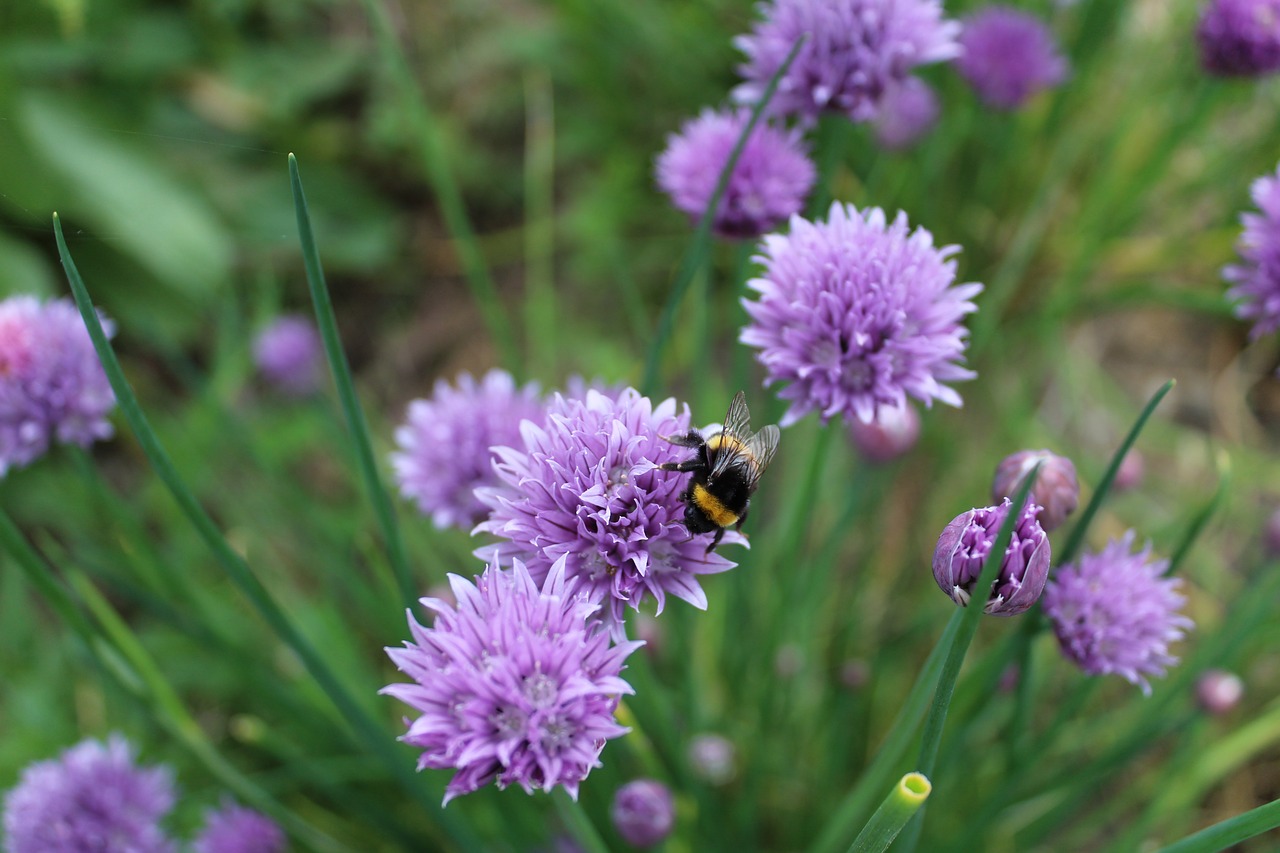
xmin=734 ymin=0 xmax=960 ymax=124
xmin=2 ymin=735 xmax=176 ymax=853
xmin=1225 ymin=163 xmax=1280 ymax=339
xmin=475 ymin=388 xmax=741 ymax=637
xmin=1197 ymin=0 xmax=1280 ymax=76
xmin=0 ymin=296 xmax=115 ymax=477
xmin=847 ymin=399 xmax=921 ymax=463
xmin=1196 ymin=669 xmax=1245 ymax=715
xmin=1043 ymin=532 xmax=1193 ymax=694
xmin=392 ymin=369 xmax=544 ymax=530
xmin=991 ymin=449 xmax=1079 ymax=532
xmin=656 ymin=108 xmax=816 ymax=239
xmin=740 ymin=202 xmax=982 ymax=427
xmin=252 ymin=315 xmax=323 ymax=396
xmin=610 ymin=780 xmax=676 ymax=847
xmin=382 ymin=558 xmax=640 ymax=804
xmin=956 ymin=6 xmax=1068 ymax=110
xmin=193 ymin=801 xmax=285 ymax=853
xmin=932 ymin=498 xmax=1051 ymax=616
xmin=873 ymin=77 xmax=941 ymax=151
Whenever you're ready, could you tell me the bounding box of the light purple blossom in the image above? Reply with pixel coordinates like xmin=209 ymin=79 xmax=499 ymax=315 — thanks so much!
xmin=1043 ymin=531 xmax=1193 ymax=694
xmin=740 ymin=202 xmax=982 ymax=427
xmin=2 ymin=735 xmax=177 ymax=853
xmin=252 ymin=315 xmax=323 ymax=396
xmin=475 ymin=388 xmax=741 ymax=637
xmin=382 ymin=558 xmax=639 ymax=804
xmin=656 ymin=108 xmax=815 ymax=239
xmin=932 ymin=498 xmax=1051 ymax=616
xmin=611 ymin=780 xmax=676 ymax=847
xmin=734 ymin=0 xmax=960 ymax=124
xmin=193 ymin=801 xmax=286 ymax=853
xmin=1197 ymin=0 xmax=1280 ymax=76
xmin=991 ymin=449 xmax=1079 ymax=532
xmin=956 ymin=6 xmax=1068 ymax=110
xmin=1225 ymin=163 xmax=1280 ymax=339
xmin=687 ymin=734 xmax=736 ymax=785
xmin=0 ymin=295 xmax=115 ymax=476
xmin=873 ymin=77 xmax=941 ymax=151
xmin=392 ymin=369 xmax=544 ymax=530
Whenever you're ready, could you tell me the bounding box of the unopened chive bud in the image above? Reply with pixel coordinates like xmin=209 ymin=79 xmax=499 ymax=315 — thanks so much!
xmin=932 ymin=498 xmax=1051 ymax=616
xmin=610 ymin=780 xmax=676 ymax=847
xmin=991 ymin=449 xmax=1079 ymax=532
xmin=1196 ymin=669 xmax=1244 ymax=715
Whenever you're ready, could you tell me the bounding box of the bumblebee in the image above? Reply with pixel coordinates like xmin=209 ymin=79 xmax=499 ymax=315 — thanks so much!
xmin=660 ymin=391 xmax=780 ymax=552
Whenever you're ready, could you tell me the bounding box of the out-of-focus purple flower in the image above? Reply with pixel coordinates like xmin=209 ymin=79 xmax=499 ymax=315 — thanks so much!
xmin=383 ymin=558 xmax=639 ymax=804
xmin=873 ymin=77 xmax=941 ymax=150
xmin=741 ymin=202 xmax=982 ymax=428
xmin=1113 ymin=449 xmax=1145 ymax=492
xmin=656 ymin=108 xmax=815 ymax=239
xmin=734 ymin=0 xmax=960 ymax=124
xmin=847 ymin=399 xmax=921 ymax=463
xmin=956 ymin=6 xmax=1068 ymax=110
xmin=1196 ymin=669 xmax=1244 ymax=715
xmin=840 ymin=659 xmax=870 ymax=690
xmin=475 ymin=388 xmax=742 ymax=637
xmin=0 ymin=296 xmax=115 ymax=476
xmin=252 ymin=315 xmax=323 ymax=396
xmin=687 ymin=734 xmax=736 ymax=785
xmin=991 ymin=449 xmax=1079 ymax=532
xmin=193 ymin=801 xmax=286 ymax=853
xmin=1197 ymin=0 xmax=1280 ymax=76
xmin=1264 ymin=507 xmax=1280 ymax=557
xmin=1043 ymin=531 xmax=1193 ymax=695
xmin=932 ymin=498 xmax=1051 ymax=616
xmin=610 ymin=780 xmax=676 ymax=847
xmin=392 ymin=369 xmax=544 ymax=531
xmin=1225 ymin=163 xmax=1280 ymax=339
xmin=2 ymin=735 xmax=176 ymax=853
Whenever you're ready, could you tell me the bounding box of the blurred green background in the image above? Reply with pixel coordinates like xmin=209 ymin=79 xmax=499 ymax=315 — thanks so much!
xmin=4 ymin=0 xmax=1280 ymax=850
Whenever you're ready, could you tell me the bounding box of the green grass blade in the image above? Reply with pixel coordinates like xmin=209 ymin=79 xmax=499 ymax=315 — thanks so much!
xmin=288 ymin=154 xmax=415 ymax=609
xmin=639 ymin=36 xmax=805 ymax=395
xmin=1155 ymin=798 xmax=1280 ymax=853
xmin=1057 ymin=378 xmax=1175 ymax=566
xmin=1165 ymin=448 xmax=1230 ymax=576
xmin=52 ymin=212 xmax=478 ymax=850
xmin=354 ymin=0 xmax=520 ymax=375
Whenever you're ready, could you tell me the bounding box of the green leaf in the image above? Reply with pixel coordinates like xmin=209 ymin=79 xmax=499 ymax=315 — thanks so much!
xmin=21 ymin=94 xmax=232 ymax=297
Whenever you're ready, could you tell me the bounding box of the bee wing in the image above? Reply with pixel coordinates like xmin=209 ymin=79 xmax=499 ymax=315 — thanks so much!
xmin=745 ymin=423 xmax=780 ymax=475
xmin=720 ymin=391 xmax=752 ymax=443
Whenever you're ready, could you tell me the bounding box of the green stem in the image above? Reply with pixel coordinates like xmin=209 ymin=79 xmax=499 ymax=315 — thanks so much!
xmin=1165 ymin=449 xmax=1230 ymax=576
xmin=354 ymin=0 xmax=520 ymax=374
xmin=553 ymin=789 xmax=612 ymax=853
xmin=288 ymin=154 xmax=415 ymax=610
xmin=640 ymin=37 xmax=804 ymax=395
xmin=846 ymin=774 xmax=932 ymax=853
xmin=522 ymin=69 xmax=557 ymax=379
xmin=810 ymin=612 xmax=961 ymax=853
xmin=53 ymin=212 xmax=477 ymax=850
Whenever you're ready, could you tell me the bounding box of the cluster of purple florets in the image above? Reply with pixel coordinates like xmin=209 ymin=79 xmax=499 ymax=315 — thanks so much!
xmin=1 ymin=735 xmax=284 ymax=853
xmin=0 ymin=296 xmax=116 ymax=476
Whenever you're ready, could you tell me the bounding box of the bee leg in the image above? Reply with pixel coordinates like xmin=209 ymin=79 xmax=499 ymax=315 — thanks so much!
xmin=659 ymin=457 xmax=704 ymax=473
xmin=704 ymin=526 xmax=726 ymax=554
xmin=660 ymin=430 xmax=705 ymax=448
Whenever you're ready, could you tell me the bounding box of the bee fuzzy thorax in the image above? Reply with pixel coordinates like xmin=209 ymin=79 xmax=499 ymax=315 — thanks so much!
xmin=690 ymin=483 xmax=740 ymax=529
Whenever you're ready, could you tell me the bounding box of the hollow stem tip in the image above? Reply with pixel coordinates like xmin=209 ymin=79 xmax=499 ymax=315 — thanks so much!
xmin=846 ymin=772 xmax=933 ymax=853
